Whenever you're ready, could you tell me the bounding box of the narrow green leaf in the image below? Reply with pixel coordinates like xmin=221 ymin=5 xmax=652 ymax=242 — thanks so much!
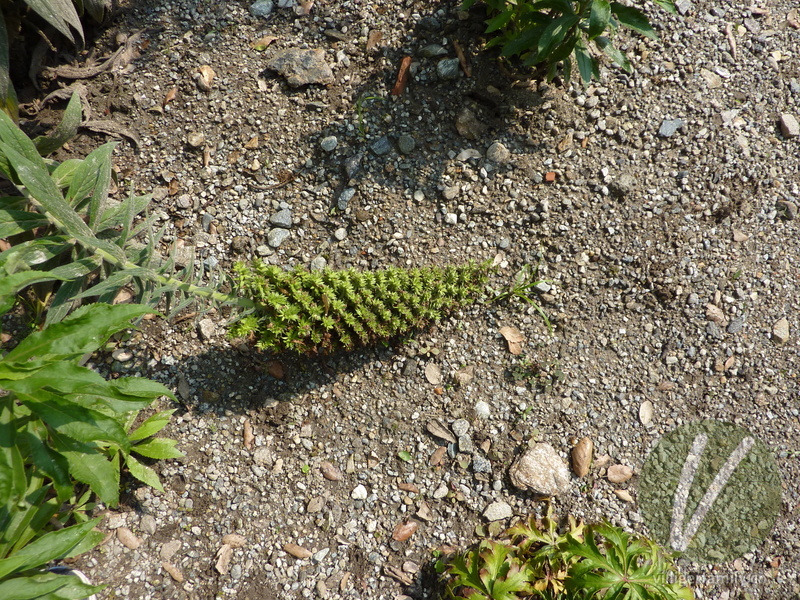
xmin=0 ymin=571 xmax=104 ymax=600
xmin=589 ymin=0 xmax=611 ymax=39
xmin=51 ymin=158 xmax=83 ymax=189
xmin=132 ymin=437 xmax=183 ymax=460
xmin=128 ymin=409 xmax=176 ymax=442
xmin=0 ymin=107 xmax=43 ymax=182
xmin=0 ymin=11 xmax=18 ymax=123
xmin=0 ymin=518 xmax=100 ymax=580
xmin=21 ymin=426 xmax=72 ymax=501
xmin=611 ymin=2 xmax=657 ymax=38
xmin=24 ymin=0 xmax=84 ymax=46
xmin=0 ymin=270 xmax=65 ymax=315
xmin=536 ymin=15 xmax=580 ymax=62
xmin=4 ymin=303 xmax=154 ymax=361
xmin=125 ymin=454 xmax=164 ymax=491
xmin=502 ymin=24 xmax=547 ymax=57
xmin=651 ymin=0 xmax=677 ymax=15
xmin=96 ymin=193 xmax=151 ymax=232
xmin=0 ymin=398 xmax=26 ymax=506
xmin=0 ymin=235 xmax=74 ymax=271
xmin=32 ymin=93 xmax=83 ymax=156
xmin=1 ymin=360 xmax=105 ymax=395
xmin=0 ymin=208 xmax=50 ymax=237
xmin=66 ymin=142 xmax=115 ymax=210
xmin=595 ymin=35 xmax=631 ymax=71
xmin=486 ymin=10 xmax=514 ymax=33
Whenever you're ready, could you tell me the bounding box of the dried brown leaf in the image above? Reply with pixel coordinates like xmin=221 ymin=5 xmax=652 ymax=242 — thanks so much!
xmin=571 ymin=437 xmax=593 ymax=477
xmin=283 ymin=543 xmax=312 ymax=559
xmin=196 ymin=65 xmax=216 ymax=92
xmin=383 ymin=565 xmax=413 ymax=585
xmin=222 ymin=534 xmax=247 ymax=548
xmin=163 ymin=87 xmax=178 ymax=107
xmin=426 ymin=421 xmax=456 ymax=444
xmin=214 ymin=544 xmax=233 ymax=574
xmin=366 ymin=30 xmax=383 ymax=52
xmin=243 ymin=420 xmax=254 ymax=451
xmin=251 ymin=35 xmax=278 ymax=51
xmin=499 ymin=326 xmax=525 ymax=355
xmin=424 ymin=363 xmax=442 ymax=385
xmin=391 ymin=521 xmax=418 ymax=542
xmin=452 ymin=40 xmax=472 ymax=77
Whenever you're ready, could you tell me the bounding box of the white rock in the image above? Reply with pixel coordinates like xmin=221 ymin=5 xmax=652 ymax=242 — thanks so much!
xmin=780 ymin=114 xmax=799 ymax=138
xmin=444 ymin=213 xmax=458 ymax=225
xmin=474 ymin=401 xmax=491 ymax=419
xmin=773 ymin=318 xmax=790 ymax=344
xmin=483 ymin=501 xmax=513 ymax=522
xmin=509 ymin=443 xmax=570 ymax=496
xmin=351 ymin=484 xmax=368 ymax=500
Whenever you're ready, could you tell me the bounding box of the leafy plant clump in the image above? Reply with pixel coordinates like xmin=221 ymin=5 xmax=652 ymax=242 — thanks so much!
xmin=442 ymin=510 xmax=694 ymax=600
xmin=464 ymin=0 xmax=676 ymax=83
xmin=230 ymin=260 xmax=492 ymax=354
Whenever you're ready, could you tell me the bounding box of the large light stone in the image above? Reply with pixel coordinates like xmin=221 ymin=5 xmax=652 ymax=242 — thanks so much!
xmin=509 ymin=443 xmax=570 ymax=496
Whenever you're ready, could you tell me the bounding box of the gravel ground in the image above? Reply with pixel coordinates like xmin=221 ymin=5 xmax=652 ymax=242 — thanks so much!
xmin=27 ymin=0 xmax=800 ymax=598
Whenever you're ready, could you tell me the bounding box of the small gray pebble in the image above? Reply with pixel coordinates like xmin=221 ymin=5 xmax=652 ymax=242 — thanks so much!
xmin=472 ymin=455 xmax=492 ymax=473
xmin=486 ymin=141 xmax=510 ymax=164
xmin=201 ymin=213 xmax=214 ymax=232
xmin=310 ymin=256 xmax=327 ymax=271
xmin=458 ymin=434 xmax=474 ymax=454
xmin=334 ymin=227 xmax=348 ymax=241
xmin=249 ymin=0 xmax=273 ymax=17
xmin=344 ymin=153 xmax=363 ymax=178
xmin=420 ymin=44 xmax=447 ymax=58
xmin=270 ymin=208 xmax=292 ymax=228
xmin=436 ymin=58 xmax=461 ymax=80
xmin=534 ymin=282 xmax=552 ymax=293
xmin=497 ymin=237 xmax=510 ymax=249
xmin=370 ymin=136 xmax=392 ymax=156
xmin=451 ymin=418 xmax=470 ymax=436
xmin=727 ymin=315 xmax=746 ymax=334
xmin=403 ymin=359 xmax=418 ymax=377
xmin=398 ymin=134 xmax=416 ymax=154
xmin=320 ymin=136 xmax=338 ymax=152
xmin=267 ymin=228 xmax=290 ymax=248
xmin=338 ymin=188 xmax=356 ymax=210
xmin=658 ymin=118 xmax=684 ymax=138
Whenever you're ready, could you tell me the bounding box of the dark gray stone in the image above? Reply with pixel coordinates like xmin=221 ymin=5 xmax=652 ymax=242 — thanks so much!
xmin=370 ymin=136 xmax=392 ymax=156
xmin=270 ymin=208 xmax=292 ymax=228
xmin=338 ymin=188 xmax=356 ymax=210
xmin=250 ymin=0 xmax=274 ymax=17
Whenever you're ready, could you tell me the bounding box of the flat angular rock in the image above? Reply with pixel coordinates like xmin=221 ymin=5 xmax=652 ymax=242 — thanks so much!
xmin=265 ymin=48 xmax=333 ymax=87
xmin=773 ymin=318 xmax=790 ymax=344
xmin=509 ymin=443 xmax=570 ymax=496
xmin=780 ymin=113 xmax=799 ymax=138
xmin=483 ymin=501 xmax=513 ymax=522
xmin=658 ymin=118 xmax=684 ymax=138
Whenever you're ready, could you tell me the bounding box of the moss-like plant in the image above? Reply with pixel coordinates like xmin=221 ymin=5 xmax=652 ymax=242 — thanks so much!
xmin=441 ymin=510 xmax=694 ymax=600
xmin=229 ymin=259 xmax=492 ymax=354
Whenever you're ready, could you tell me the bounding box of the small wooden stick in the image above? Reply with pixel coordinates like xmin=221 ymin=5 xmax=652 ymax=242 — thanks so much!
xmin=453 ymin=40 xmax=472 ymax=77
xmin=391 ymin=56 xmax=412 ymax=96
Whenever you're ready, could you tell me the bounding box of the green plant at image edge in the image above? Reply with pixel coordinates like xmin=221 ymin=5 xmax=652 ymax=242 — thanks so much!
xmin=442 ymin=510 xmax=694 ymax=600
xmin=463 ymin=0 xmax=677 ymax=83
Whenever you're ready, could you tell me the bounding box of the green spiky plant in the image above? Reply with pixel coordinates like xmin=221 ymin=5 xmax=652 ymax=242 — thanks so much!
xmin=442 ymin=509 xmax=694 ymax=600
xmin=229 ymin=260 xmax=492 ymax=354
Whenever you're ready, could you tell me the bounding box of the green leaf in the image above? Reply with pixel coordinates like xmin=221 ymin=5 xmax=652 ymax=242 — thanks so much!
xmin=0 ymin=270 xmax=66 ymax=315
xmin=128 ymin=409 xmax=176 ymax=442
xmin=530 ymin=0 xmax=575 ymax=13
xmin=0 ymin=399 xmax=26 ymax=507
xmin=651 ymin=0 xmax=677 ymax=15
xmin=20 ymin=426 xmax=72 ymax=501
xmin=32 ymin=93 xmax=83 ymax=156
xmin=0 ymin=518 xmax=100 ymax=579
xmin=0 ymin=208 xmax=50 ymax=237
xmin=4 ymin=303 xmax=154 ymax=362
xmin=486 ymin=10 xmax=514 ymax=33
xmin=132 ymin=437 xmax=183 ymax=460
xmin=588 ymin=0 xmax=611 ymax=39
xmin=0 ymin=109 xmax=43 ymax=184
xmin=53 ymin=435 xmax=120 ymax=506
xmin=594 ymin=35 xmax=631 ymax=71
xmin=51 ymin=159 xmax=83 ymax=189
xmin=65 ymin=142 xmax=115 ymax=211
xmin=574 ymin=39 xmax=595 ymax=83
xmin=24 ymin=0 xmax=84 ymax=46
xmin=0 ymin=12 xmax=18 ymax=122
xmin=0 ymin=235 xmax=74 ymax=271
xmin=501 ymin=24 xmax=548 ymax=57
xmin=611 ymin=2 xmax=657 ymax=39
xmin=397 ymin=450 xmax=412 ymax=463
xmin=536 ymin=15 xmax=580 ymax=62
xmin=0 ymin=571 xmax=104 ymax=600
xmin=15 ymin=390 xmax=131 ymax=450
xmin=95 ymin=193 xmax=151 ymax=232
xmin=125 ymin=454 xmax=163 ymax=491
xmin=1 ymin=360 xmax=105 ymax=395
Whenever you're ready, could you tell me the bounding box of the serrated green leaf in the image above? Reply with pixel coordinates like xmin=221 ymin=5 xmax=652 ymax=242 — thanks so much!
xmin=132 ymin=437 xmax=183 ymax=460
xmin=15 ymin=390 xmax=131 ymax=450
xmin=52 ymin=435 xmax=119 ymax=506
xmin=32 ymin=93 xmax=82 ymax=156
xmin=588 ymin=0 xmax=611 ymax=39
xmin=125 ymin=454 xmax=164 ymax=491
xmin=128 ymin=409 xmax=176 ymax=441
xmin=611 ymin=2 xmax=657 ymax=39
xmin=4 ymin=303 xmax=154 ymax=361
